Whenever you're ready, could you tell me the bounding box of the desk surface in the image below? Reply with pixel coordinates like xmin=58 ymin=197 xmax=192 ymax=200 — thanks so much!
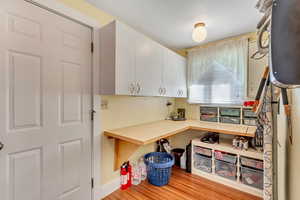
xmin=104 ymin=120 xmax=257 ymax=145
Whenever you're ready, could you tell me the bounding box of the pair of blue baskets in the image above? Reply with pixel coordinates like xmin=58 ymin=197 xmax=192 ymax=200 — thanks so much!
xmin=144 ymin=152 xmax=174 ymax=186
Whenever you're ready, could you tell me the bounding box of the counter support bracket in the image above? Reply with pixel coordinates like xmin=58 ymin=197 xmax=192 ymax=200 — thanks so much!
xmin=114 ymin=139 xmax=140 ymax=171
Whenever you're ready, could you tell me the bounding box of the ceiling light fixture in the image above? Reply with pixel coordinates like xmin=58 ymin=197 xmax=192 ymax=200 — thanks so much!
xmin=192 ymin=22 xmax=207 ymax=43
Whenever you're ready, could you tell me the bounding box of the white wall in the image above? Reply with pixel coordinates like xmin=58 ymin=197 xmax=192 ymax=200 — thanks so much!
xmin=289 ymin=88 xmax=300 ymax=200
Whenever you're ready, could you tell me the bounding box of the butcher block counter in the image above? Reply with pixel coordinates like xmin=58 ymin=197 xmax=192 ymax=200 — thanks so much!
xmin=104 ymin=120 xmax=257 ymax=170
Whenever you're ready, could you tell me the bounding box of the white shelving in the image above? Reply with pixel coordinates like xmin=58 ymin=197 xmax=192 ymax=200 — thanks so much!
xmin=192 ymin=138 xmax=263 ymax=197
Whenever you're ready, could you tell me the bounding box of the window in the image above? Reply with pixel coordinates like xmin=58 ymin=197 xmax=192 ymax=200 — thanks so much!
xmin=187 ymin=39 xmax=248 ymax=105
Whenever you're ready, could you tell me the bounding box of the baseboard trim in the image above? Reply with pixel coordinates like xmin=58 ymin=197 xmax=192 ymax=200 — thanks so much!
xmin=94 ymin=178 xmax=120 ymax=200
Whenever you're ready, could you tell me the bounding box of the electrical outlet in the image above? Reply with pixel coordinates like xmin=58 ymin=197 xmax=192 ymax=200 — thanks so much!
xmin=101 ymin=99 xmax=108 ymax=110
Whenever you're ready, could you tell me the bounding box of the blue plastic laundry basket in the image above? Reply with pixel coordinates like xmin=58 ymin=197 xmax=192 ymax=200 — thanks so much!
xmin=144 ymin=152 xmax=174 ymax=186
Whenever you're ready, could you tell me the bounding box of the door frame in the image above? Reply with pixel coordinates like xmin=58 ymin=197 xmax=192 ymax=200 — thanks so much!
xmin=23 ymin=1 xmax=102 ymax=199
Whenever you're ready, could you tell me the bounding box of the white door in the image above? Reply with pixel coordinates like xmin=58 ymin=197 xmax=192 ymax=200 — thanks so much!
xmin=115 ymin=22 xmax=136 ymax=95
xmin=0 ymin=1 xmax=92 ymax=200
xmin=135 ymin=33 xmax=163 ymax=96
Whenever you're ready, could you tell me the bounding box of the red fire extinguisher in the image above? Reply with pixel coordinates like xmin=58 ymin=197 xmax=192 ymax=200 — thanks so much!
xmin=127 ymin=161 xmax=132 ymax=188
xmin=120 ymin=164 xmax=128 ymax=190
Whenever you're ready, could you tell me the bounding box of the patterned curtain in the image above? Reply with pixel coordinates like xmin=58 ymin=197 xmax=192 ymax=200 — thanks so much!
xmin=257 ymin=84 xmax=274 ymax=200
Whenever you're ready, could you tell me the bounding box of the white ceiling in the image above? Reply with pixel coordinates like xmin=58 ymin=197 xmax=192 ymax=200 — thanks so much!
xmin=87 ymin=0 xmax=262 ymax=49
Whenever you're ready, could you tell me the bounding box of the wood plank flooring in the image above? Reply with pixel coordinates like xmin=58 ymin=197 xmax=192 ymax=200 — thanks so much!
xmin=103 ymin=167 xmax=262 ymax=200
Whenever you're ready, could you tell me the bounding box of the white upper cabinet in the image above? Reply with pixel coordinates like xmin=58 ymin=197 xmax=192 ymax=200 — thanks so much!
xmin=135 ymin=33 xmax=163 ymax=96
xmin=99 ymin=20 xmax=187 ymax=97
xmin=115 ymin=22 xmax=136 ymax=95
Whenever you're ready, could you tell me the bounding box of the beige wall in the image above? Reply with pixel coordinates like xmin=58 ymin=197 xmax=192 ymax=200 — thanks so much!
xmin=58 ymin=0 xmax=114 ymax=25
xmin=100 ymin=96 xmax=174 ymax=184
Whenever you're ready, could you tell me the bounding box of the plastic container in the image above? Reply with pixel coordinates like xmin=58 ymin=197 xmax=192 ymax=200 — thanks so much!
xmin=200 ymin=107 xmax=218 ymax=114
xmin=219 ymin=108 xmax=241 ymax=117
xmin=200 ymin=115 xmax=218 ymax=122
xmin=243 ymin=109 xmax=257 ymax=118
xmin=200 ymin=107 xmax=218 ymax=122
xmin=194 ymin=154 xmax=212 ymax=173
xmin=171 ymin=148 xmax=185 ymax=167
xmin=132 ymin=161 xmax=141 ymax=185
xmin=144 ymin=152 xmax=174 ymax=186
xmin=215 ymin=160 xmax=237 ymax=181
xmin=194 ymin=146 xmax=212 ymax=157
xmin=180 ymin=151 xmax=186 ymax=169
xmin=220 ymin=116 xmax=240 ymax=124
xmin=215 ymin=151 xmax=237 ymax=164
xmin=240 ymin=157 xmax=264 ymax=170
xmin=243 ymin=118 xmax=257 ymax=126
xmin=241 ymin=166 xmax=263 ymax=189
xmin=138 ymin=158 xmax=147 ymax=181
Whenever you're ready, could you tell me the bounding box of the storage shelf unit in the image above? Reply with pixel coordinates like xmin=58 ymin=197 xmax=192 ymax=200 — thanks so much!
xmin=192 ymin=138 xmax=263 ymax=197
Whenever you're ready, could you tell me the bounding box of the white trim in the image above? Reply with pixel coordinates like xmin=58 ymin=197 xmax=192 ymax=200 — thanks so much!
xmin=94 ymin=178 xmax=120 ymax=199
xmin=28 ymin=0 xmax=101 ymax=28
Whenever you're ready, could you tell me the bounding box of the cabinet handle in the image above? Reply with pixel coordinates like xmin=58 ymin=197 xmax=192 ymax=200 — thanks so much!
xmin=178 ymin=89 xmax=181 ymax=96
xmin=0 ymin=142 xmax=4 ymax=151
xmin=162 ymin=88 xmax=166 ymax=95
xmin=159 ymin=87 xmax=163 ymax=95
xmin=136 ymin=82 xmax=141 ymax=94
xmin=129 ymin=83 xmax=135 ymax=94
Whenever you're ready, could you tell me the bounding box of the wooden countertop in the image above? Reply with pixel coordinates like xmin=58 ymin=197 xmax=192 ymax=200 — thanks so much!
xmin=104 ymin=120 xmax=257 ymax=145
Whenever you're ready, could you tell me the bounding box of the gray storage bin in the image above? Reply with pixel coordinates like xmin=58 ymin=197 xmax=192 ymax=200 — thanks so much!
xmin=215 ymin=151 xmax=237 ymax=164
xmin=194 ymin=154 xmax=212 ymax=173
xmin=219 ymin=108 xmax=241 ymax=117
xmin=200 ymin=107 xmax=218 ymax=122
xmin=215 ymin=160 xmax=237 ymax=181
xmin=243 ymin=109 xmax=257 ymax=118
xmin=220 ymin=116 xmax=240 ymax=124
xmin=243 ymin=118 xmax=257 ymax=126
xmin=240 ymin=157 xmax=264 ymax=170
xmin=194 ymin=146 xmax=212 ymax=157
xmin=200 ymin=107 xmax=218 ymax=114
xmin=200 ymin=115 xmax=218 ymax=122
xmin=241 ymin=166 xmax=263 ymax=189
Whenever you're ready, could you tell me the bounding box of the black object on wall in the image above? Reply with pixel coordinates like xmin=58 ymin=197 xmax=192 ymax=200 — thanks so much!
xmin=271 ymin=0 xmax=300 ymax=87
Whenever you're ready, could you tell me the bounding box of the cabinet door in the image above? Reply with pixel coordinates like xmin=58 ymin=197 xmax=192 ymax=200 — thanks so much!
xmin=115 ymin=22 xmax=136 ymax=95
xmin=177 ymin=56 xmax=187 ymax=98
xmin=163 ymin=50 xmax=179 ymax=97
xmin=248 ymin=41 xmax=268 ymax=99
xmin=135 ymin=33 xmax=163 ymax=96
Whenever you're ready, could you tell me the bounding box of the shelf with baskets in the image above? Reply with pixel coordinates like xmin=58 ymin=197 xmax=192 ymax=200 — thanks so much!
xmin=192 ymin=138 xmax=263 ymax=197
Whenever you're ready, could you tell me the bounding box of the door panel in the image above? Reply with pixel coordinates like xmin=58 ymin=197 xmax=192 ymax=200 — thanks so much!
xmin=0 ymin=1 xmax=92 ymax=200
xmin=8 ymin=148 xmax=42 ymax=200
xmin=8 ymin=51 xmax=42 ymax=130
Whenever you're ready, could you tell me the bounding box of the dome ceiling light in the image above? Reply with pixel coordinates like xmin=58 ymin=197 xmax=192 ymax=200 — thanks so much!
xmin=192 ymin=22 xmax=207 ymax=43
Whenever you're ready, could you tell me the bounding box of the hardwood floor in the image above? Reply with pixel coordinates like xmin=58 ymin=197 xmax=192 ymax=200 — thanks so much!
xmin=103 ymin=167 xmax=262 ymax=200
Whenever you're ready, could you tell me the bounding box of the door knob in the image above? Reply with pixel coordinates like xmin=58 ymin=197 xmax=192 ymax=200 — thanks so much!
xmin=0 ymin=142 xmax=4 ymax=151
